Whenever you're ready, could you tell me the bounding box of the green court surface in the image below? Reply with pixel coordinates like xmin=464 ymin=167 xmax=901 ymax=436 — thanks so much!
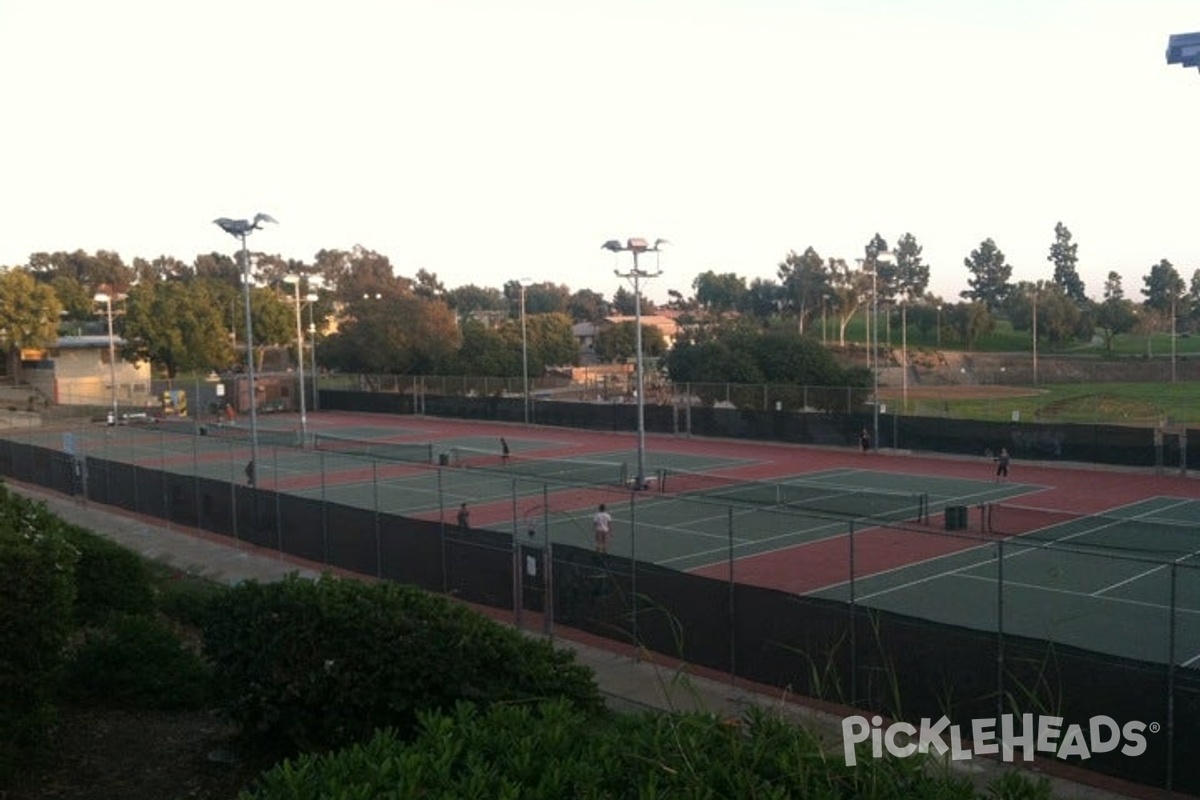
xmin=809 ymin=496 xmax=1200 ymax=666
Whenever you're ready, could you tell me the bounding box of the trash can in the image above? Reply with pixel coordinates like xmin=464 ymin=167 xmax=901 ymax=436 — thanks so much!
xmin=438 ymin=452 xmax=450 ymax=466
xmin=945 ymin=505 xmax=968 ymax=531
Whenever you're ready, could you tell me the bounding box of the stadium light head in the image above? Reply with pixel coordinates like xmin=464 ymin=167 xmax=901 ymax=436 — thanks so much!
xmin=1167 ymin=32 xmax=1200 ymax=70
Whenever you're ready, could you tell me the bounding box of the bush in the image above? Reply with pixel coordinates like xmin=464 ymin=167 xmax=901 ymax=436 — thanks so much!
xmin=155 ymin=569 xmax=227 ymax=629
xmin=60 ymin=613 xmax=214 ymax=710
xmin=203 ymin=574 xmax=603 ymax=756
xmin=59 ymin=524 xmax=155 ymax=624
xmin=241 ymin=701 xmax=1050 ymax=800
xmin=0 ymin=485 xmax=78 ymax=784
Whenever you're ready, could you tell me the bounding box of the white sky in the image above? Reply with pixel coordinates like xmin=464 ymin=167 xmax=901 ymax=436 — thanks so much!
xmin=2 ymin=0 xmax=1200 ymax=305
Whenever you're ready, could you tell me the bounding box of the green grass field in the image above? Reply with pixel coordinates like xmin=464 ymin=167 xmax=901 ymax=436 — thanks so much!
xmin=912 ymin=381 xmax=1200 ymax=425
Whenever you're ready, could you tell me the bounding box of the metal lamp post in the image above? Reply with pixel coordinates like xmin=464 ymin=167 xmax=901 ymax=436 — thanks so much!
xmin=214 ymin=213 xmax=277 ymax=486
xmin=518 ymin=278 xmax=532 ymax=424
xmin=871 ymin=252 xmax=897 ymax=452
xmin=604 ymin=237 xmax=665 ymax=489
xmin=94 ymin=292 xmax=118 ymax=424
xmin=282 ymin=274 xmax=309 ymax=442
xmin=899 ymin=297 xmax=908 ymax=410
xmin=1032 ymin=283 xmax=1040 ymax=387
xmin=306 ymin=292 xmax=319 ymax=410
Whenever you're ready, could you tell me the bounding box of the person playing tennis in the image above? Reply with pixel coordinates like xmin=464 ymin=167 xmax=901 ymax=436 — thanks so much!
xmin=995 ymin=448 xmax=1010 ymax=481
xmin=592 ymin=503 xmax=612 ymax=554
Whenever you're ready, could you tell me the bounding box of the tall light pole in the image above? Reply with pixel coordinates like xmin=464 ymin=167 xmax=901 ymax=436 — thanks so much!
xmin=282 ymin=274 xmax=309 ymax=441
xmin=937 ymin=304 xmax=943 ymax=348
xmin=899 ymin=297 xmax=908 ymax=410
xmin=604 ymin=237 xmax=665 ymax=488
xmin=1032 ymin=282 xmax=1040 ymax=387
xmin=872 ymin=252 xmax=896 ymax=452
xmin=306 ymin=292 xmax=319 ymax=410
xmin=214 ymin=213 xmax=277 ymax=486
xmin=518 ymin=278 xmax=532 ymax=424
xmin=94 ymin=292 xmax=118 ymax=424
xmin=1171 ymin=295 xmax=1178 ymax=384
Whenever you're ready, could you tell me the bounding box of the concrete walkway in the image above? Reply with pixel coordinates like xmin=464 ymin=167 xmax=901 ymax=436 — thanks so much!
xmin=5 ymin=480 xmax=1150 ymax=800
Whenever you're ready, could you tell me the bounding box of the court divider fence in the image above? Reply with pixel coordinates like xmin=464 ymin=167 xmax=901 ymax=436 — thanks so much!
xmin=0 ymin=422 xmax=1197 ymax=795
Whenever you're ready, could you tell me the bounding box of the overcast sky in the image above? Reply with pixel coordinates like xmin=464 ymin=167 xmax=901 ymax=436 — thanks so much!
xmin=3 ymin=0 xmax=1200 ymax=305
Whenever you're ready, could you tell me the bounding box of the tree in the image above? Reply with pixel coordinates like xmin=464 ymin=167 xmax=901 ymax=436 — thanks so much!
xmin=324 ymin=292 xmax=461 ymax=374
xmin=0 ymin=269 xmax=63 ymax=374
xmin=566 ymin=289 xmax=608 ymax=322
xmin=1095 ymin=271 xmax=1136 ymax=353
xmin=594 ymin=322 xmax=666 ymax=363
xmin=122 ymin=280 xmax=234 ymax=380
xmin=50 ymin=276 xmax=96 ymax=325
xmin=446 ymin=285 xmax=506 ymax=320
xmin=892 ymin=233 xmax=930 ymax=301
xmin=692 ymin=271 xmax=747 ymax=316
xmin=743 ymin=278 xmax=787 ymax=324
xmin=960 ymin=238 xmax=1012 ymax=311
xmin=945 ymin=301 xmax=995 ymax=351
xmin=830 ymin=259 xmax=870 ymax=346
xmin=1141 ymin=259 xmax=1185 ymax=315
xmin=504 ymin=281 xmax=570 ymax=316
xmin=451 ymin=318 xmax=516 ymax=376
xmin=610 ymin=286 xmax=653 ymax=316
xmin=525 ymin=312 xmax=579 ymax=369
xmin=413 ymin=269 xmax=445 ymax=300
xmin=1048 ymin=221 xmax=1087 ymax=303
xmin=776 ymin=248 xmax=828 ymax=333
xmin=665 ymin=319 xmax=867 ymax=407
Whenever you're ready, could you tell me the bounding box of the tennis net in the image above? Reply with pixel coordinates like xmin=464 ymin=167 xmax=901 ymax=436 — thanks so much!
xmin=660 ymin=468 xmax=928 ymax=522
xmin=448 ymin=445 xmax=628 ymax=487
xmin=313 ymin=434 xmax=433 ymax=464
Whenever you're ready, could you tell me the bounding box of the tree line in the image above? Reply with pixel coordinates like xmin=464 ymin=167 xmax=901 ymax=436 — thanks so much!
xmin=0 ymin=222 xmax=1195 ymax=385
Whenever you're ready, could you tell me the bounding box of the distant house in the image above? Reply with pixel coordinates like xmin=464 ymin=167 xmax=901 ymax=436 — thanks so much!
xmin=19 ymin=335 xmax=154 ymax=410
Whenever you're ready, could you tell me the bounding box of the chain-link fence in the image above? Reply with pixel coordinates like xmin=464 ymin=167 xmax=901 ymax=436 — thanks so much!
xmin=0 ymin=423 xmax=1198 ymax=793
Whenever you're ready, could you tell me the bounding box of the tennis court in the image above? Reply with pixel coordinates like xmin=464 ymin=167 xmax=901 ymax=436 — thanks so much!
xmin=808 ymin=496 xmax=1200 ymax=665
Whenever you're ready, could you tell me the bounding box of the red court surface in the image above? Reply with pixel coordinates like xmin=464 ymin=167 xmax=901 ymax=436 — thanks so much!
xmin=298 ymin=411 xmax=1200 ymax=595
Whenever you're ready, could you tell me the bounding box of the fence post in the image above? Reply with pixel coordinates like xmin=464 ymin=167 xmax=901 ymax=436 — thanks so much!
xmin=436 ymin=466 xmax=447 ymax=592
xmin=996 ymin=534 xmax=1005 ymax=722
xmin=512 ymin=480 xmax=522 ymax=630
xmin=849 ymin=519 xmax=857 ymax=707
xmin=543 ymin=484 xmax=553 ymax=639
xmin=1168 ymin=561 xmax=1177 ymax=793
xmin=728 ymin=506 xmax=735 ymax=686
xmin=630 ymin=489 xmax=639 ymax=659
xmin=373 ymin=461 xmax=382 ymax=579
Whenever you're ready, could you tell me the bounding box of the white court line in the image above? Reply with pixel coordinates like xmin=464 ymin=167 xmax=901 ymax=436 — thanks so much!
xmin=853 ymin=499 xmax=1196 ymax=603
xmin=953 ymin=571 xmax=1200 ymax=617
xmin=1091 ymin=499 xmax=1200 ymax=597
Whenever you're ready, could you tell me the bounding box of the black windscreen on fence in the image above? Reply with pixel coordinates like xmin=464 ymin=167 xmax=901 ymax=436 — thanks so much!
xmin=325 ymin=501 xmax=378 ymax=576
xmin=443 ymin=526 xmax=513 ymax=609
xmin=378 ymin=515 xmax=443 ymax=592
xmin=276 ymin=493 xmax=325 ymax=564
xmin=3 ymin=435 xmax=1198 ymax=794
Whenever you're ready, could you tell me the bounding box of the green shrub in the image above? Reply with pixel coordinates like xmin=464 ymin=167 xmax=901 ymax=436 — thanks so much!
xmin=59 ymin=523 xmax=155 ymax=624
xmin=0 ymin=485 xmax=78 ymax=785
xmin=60 ymin=613 xmax=213 ymax=710
xmin=203 ymin=574 xmax=603 ymax=756
xmin=156 ymin=570 xmax=226 ymax=629
xmin=241 ymin=701 xmax=1048 ymax=800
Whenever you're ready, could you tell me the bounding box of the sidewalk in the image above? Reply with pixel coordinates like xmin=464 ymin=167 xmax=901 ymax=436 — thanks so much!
xmin=6 ymin=481 xmax=1149 ymax=800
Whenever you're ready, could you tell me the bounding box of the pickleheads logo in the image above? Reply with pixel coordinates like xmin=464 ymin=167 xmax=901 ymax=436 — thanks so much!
xmin=842 ymin=714 xmax=1154 ymax=766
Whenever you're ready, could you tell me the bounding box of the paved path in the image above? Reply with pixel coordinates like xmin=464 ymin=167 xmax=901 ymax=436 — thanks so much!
xmin=5 ymin=480 xmax=1145 ymax=800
